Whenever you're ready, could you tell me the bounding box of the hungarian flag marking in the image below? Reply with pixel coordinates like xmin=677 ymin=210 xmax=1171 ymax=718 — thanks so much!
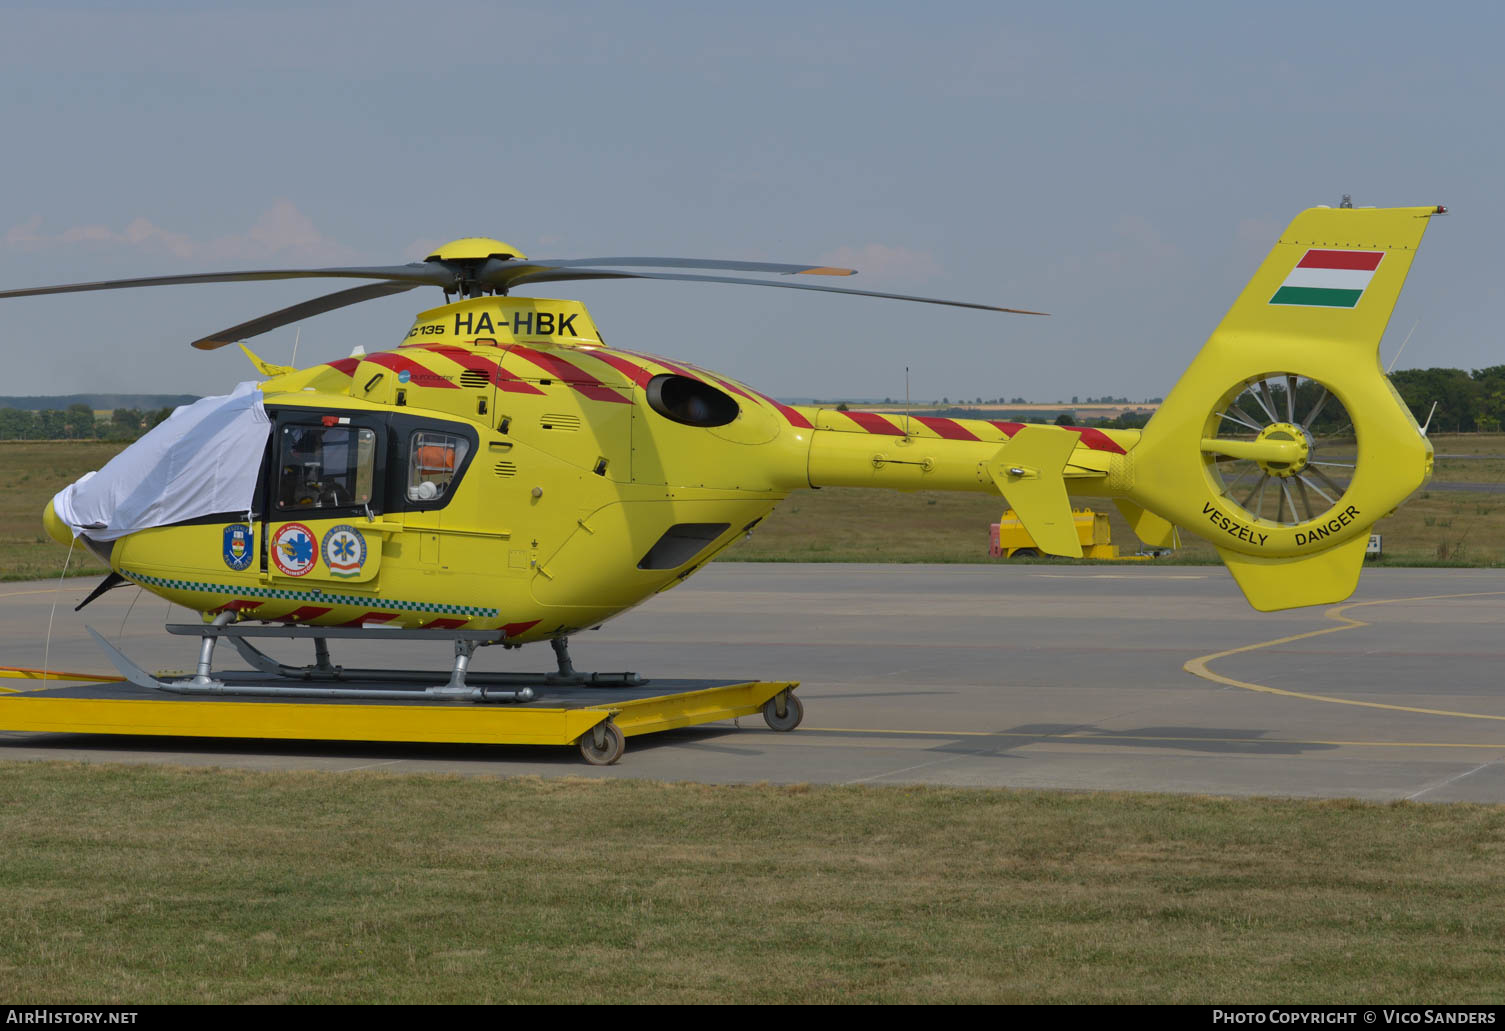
xmin=1270 ymin=249 xmax=1384 ymax=308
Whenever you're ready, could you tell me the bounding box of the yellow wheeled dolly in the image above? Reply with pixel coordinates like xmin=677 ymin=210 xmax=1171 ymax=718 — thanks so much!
xmin=0 ymin=677 xmax=801 ymax=766
xmin=0 ymin=624 xmax=803 ymax=766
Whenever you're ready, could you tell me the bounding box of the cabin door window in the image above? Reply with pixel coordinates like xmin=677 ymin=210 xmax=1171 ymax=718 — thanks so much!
xmin=276 ymin=425 xmax=377 ymax=513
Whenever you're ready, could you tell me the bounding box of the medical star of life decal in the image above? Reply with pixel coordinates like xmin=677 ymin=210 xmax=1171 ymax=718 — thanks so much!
xmin=322 ymin=524 xmax=368 ymax=579
xmin=270 ymin=522 xmax=317 ymax=577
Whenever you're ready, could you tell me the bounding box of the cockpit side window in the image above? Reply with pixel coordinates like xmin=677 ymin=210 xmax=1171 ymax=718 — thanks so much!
xmin=407 ymin=430 xmax=470 ymax=503
xmin=276 ymin=424 xmax=376 ymax=512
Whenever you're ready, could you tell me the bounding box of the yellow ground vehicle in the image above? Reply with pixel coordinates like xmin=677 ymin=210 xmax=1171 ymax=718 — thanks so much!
xmin=990 ymin=507 xmax=1179 ymax=559
xmin=991 ymin=508 xmax=1117 ymax=559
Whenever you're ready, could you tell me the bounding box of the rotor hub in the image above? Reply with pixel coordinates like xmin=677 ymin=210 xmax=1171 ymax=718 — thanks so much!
xmin=1253 ymin=422 xmax=1312 ymax=478
xmin=423 ymin=237 xmax=527 ymax=263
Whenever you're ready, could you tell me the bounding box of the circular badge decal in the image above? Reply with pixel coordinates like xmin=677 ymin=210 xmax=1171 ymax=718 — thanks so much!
xmin=222 ymin=523 xmax=254 ymax=572
xmin=270 ymin=522 xmax=318 ymax=577
xmin=322 ymin=524 xmax=368 ymax=579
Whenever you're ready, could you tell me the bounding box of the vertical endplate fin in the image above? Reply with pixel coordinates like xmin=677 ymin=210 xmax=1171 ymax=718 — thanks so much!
xmin=1215 ymin=535 xmax=1368 ymax=612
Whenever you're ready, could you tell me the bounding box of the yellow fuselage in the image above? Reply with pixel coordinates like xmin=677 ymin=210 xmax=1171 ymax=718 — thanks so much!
xmin=64 ymin=296 xmax=1136 ymax=643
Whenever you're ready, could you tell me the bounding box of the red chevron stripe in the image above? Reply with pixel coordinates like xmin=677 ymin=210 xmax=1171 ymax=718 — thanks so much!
xmin=335 ymin=611 xmax=399 ymax=628
xmin=507 ymin=345 xmax=632 ymax=404
xmin=411 ymin=344 xmax=544 ymax=395
xmin=210 ymin=599 xmax=263 ymax=615
xmin=746 ymin=389 xmax=813 ymax=429
xmin=324 ymin=358 xmax=360 ymax=376
xmin=988 ymin=421 xmax=1126 ymax=455
xmin=841 ymin=410 xmax=904 ymax=435
xmin=275 ymin=605 xmax=334 ymax=623
xmin=585 ymin=349 xmax=654 ymax=388
xmin=618 ymin=348 xmax=703 ymax=382
xmin=501 ymin=619 xmax=541 ymax=639
xmin=687 ymin=367 xmax=762 ymax=405
xmin=423 ymin=618 xmax=469 ymax=630
xmin=366 ymin=352 xmax=460 ymax=389
xmin=612 ymin=348 xmax=766 ymax=409
xmin=914 ymin=416 xmax=980 ymax=441
xmin=1062 ymin=426 xmax=1127 ymax=454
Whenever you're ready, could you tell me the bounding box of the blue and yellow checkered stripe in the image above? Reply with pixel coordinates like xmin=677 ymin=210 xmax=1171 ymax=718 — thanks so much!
xmin=121 ymin=569 xmax=499 ymax=618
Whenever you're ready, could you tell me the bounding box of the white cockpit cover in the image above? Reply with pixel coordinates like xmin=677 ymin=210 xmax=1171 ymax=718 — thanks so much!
xmin=52 ymin=382 xmax=270 ymax=541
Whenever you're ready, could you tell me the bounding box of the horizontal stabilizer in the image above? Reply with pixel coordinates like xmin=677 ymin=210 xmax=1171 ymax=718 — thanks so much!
xmin=1216 ymin=535 xmax=1368 ymax=612
xmin=985 ymin=426 xmax=1082 ymax=557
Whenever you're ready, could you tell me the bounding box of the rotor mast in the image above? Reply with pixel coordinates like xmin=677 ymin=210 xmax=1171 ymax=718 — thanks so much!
xmin=424 ymin=237 xmax=527 ymax=301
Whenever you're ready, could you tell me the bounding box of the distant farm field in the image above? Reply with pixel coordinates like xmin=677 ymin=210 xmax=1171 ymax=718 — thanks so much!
xmin=2 ymin=435 xmax=1502 ymax=581
xmin=0 ymin=441 xmax=125 ymax=581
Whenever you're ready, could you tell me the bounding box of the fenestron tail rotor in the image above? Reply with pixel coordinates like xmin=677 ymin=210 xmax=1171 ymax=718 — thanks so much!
xmin=0 ymin=235 xmax=1047 ymax=351
xmin=1201 ymin=373 xmax=1356 ymax=527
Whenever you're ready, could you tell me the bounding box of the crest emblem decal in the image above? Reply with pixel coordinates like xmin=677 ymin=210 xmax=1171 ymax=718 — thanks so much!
xmin=222 ymin=523 xmax=254 ymax=571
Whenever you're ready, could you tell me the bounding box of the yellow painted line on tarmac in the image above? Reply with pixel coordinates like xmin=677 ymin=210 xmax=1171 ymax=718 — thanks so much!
xmin=801 ymin=726 xmax=1504 ymax=750
xmin=1032 ymin=574 xmax=1208 ymax=580
xmin=0 ymin=587 xmax=79 ymax=598
xmin=0 ymin=667 xmax=123 ymax=684
xmin=1184 ymin=592 xmax=1505 ymax=721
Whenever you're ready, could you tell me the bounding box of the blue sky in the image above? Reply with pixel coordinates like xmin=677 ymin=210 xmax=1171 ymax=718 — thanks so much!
xmin=2 ymin=1 xmax=1500 ymax=402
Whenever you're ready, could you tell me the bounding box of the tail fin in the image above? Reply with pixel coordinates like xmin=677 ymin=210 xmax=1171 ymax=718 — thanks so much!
xmin=1128 ymin=204 xmax=1445 ymax=610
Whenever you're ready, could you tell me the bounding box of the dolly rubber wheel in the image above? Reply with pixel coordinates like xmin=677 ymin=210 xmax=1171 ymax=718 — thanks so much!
xmin=762 ymin=692 xmax=804 ymax=732
xmin=579 ymin=721 xmax=625 ymax=765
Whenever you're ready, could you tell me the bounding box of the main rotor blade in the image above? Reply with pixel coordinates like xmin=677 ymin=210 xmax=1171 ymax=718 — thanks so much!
xmin=507 ymin=256 xmax=857 ymax=276
xmin=497 ymin=267 xmax=1048 ymax=315
xmin=0 ymin=263 xmax=456 ymax=300
xmin=190 ymin=282 xmax=422 ymax=351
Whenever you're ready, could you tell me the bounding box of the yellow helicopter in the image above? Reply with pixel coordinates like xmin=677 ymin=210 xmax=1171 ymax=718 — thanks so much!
xmin=4 ymin=203 xmax=1445 ymax=726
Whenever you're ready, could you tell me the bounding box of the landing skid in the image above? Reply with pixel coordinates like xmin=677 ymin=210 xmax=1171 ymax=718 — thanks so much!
xmin=84 ymin=618 xmax=644 ymax=704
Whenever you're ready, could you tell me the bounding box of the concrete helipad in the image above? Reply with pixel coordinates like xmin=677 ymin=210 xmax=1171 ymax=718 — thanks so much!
xmin=3 ymin=564 xmax=1503 ymax=801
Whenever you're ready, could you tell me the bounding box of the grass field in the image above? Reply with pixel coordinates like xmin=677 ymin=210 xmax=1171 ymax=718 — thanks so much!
xmin=0 ymin=442 xmax=123 ymax=581
xmin=2 ymin=436 xmax=1501 ymax=580
xmin=3 ymin=762 xmax=1503 ymax=1004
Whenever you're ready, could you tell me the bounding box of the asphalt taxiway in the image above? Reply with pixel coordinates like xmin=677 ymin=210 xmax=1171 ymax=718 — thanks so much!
xmin=2 ymin=564 xmax=1502 ymax=802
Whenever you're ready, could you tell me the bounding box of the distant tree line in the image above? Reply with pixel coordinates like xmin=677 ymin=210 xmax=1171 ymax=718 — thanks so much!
xmin=1084 ymin=368 xmax=1505 ymax=435
xmin=1387 ymin=366 xmax=1505 ymax=434
xmin=0 ymin=405 xmax=174 ymax=441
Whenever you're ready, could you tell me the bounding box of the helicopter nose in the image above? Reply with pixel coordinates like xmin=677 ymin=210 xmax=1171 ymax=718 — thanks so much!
xmin=42 ymin=500 xmax=73 ymax=547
